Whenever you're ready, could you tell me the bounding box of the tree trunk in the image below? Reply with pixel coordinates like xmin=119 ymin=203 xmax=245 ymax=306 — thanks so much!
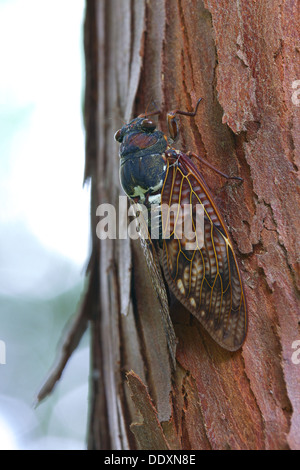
xmin=84 ymin=0 xmax=300 ymax=450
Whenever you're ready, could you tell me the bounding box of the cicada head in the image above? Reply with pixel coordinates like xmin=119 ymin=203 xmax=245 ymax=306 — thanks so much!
xmin=114 ymin=117 xmax=167 ymax=158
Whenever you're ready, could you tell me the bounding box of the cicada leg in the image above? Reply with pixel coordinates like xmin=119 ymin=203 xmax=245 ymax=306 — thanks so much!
xmin=166 ymin=98 xmax=242 ymax=181
xmin=138 ymin=98 xmax=161 ymax=119
xmin=138 ymin=109 xmax=161 ymax=119
xmin=187 ymin=151 xmax=243 ymax=182
xmin=167 ymin=97 xmax=203 ymax=141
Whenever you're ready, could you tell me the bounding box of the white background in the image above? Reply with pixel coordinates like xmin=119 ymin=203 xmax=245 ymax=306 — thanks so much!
xmin=0 ymin=0 xmax=90 ymax=449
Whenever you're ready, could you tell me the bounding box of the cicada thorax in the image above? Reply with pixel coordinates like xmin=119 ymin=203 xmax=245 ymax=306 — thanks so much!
xmin=117 ymin=117 xmax=169 ymax=238
xmin=118 ymin=120 xmax=167 ymax=197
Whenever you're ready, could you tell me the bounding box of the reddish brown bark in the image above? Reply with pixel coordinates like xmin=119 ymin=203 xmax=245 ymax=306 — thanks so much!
xmin=84 ymin=0 xmax=300 ymax=450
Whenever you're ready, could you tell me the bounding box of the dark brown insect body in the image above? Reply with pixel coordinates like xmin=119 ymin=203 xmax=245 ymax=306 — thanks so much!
xmin=115 ymin=99 xmax=247 ymax=351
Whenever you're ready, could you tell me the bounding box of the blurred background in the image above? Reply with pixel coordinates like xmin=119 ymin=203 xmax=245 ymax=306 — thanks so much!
xmin=0 ymin=0 xmax=90 ymax=449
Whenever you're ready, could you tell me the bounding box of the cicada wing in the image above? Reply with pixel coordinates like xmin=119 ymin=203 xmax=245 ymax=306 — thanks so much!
xmin=130 ymin=202 xmax=177 ymax=365
xmin=160 ymin=155 xmax=247 ymax=351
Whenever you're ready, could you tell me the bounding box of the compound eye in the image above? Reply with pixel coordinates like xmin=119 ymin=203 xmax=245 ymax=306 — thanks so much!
xmin=141 ymin=119 xmax=156 ymax=132
xmin=114 ymin=129 xmax=123 ymax=142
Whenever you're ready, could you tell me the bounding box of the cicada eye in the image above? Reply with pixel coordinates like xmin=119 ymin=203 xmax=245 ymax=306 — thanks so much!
xmin=141 ymin=119 xmax=156 ymax=132
xmin=114 ymin=129 xmax=123 ymax=142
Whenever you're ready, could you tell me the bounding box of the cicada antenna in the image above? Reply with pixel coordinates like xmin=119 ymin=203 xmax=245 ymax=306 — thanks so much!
xmin=139 ymin=98 xmax=161 ymax=118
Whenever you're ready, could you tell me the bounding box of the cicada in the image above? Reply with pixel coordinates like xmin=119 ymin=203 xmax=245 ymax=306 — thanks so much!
xmin=114 ymin=99 xmax=247 ymax=351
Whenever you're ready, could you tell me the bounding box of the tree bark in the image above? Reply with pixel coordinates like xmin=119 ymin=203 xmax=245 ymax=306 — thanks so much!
xmin=84 ymin=0 xmax=300 ymax=450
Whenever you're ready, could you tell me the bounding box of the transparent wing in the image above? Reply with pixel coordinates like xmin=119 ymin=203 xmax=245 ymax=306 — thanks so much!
xmin=160 ymin=156 xmax=247 ymax=351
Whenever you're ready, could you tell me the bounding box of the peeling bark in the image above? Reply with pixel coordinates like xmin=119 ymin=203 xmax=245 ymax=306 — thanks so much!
xmin=84 ymin=0 xmax=300 ymax=450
